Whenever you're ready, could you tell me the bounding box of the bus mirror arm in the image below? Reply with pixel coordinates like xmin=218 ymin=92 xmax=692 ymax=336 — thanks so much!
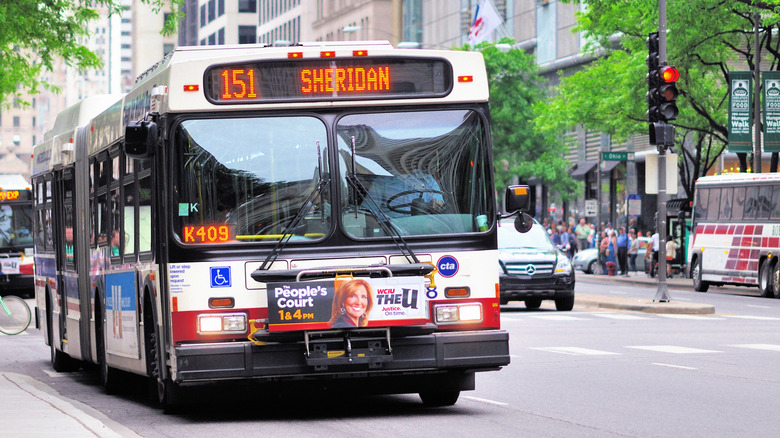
xmin=502 ymin=185 xmax=534 ymax=233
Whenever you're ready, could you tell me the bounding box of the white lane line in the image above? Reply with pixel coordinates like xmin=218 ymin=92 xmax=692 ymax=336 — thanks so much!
xmin=530 ymin=347 xmax=620 ymax=356
xmin=652 ymin=363 xmax=697 ymax=370
xmin=627 ymin=345 xmax=721 ymax=354
xmin=527 ymin=315 xmax=589 ymax=321
xmin=747 ymin=305 xmax=771 ymax=309
xmin=462 ymin=396 xmax=508 ymax=406
xmin=731 ymin=344 xmax=780 ymax=351
xmin=724 ymin=315 xmax=780 ymax=321
xmin=590 ymin=313 xmax=650 ymax=320
xmin=657 ymin=314 xmax=724 ymax=320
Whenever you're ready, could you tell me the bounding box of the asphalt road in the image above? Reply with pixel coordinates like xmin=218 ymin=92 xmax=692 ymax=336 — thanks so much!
xmin=4 ymin=281 xmax=780 ymax=437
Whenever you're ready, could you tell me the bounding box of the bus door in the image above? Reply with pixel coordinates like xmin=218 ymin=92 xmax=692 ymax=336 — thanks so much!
xmin=51 ymin=168 xmax=72 ymax=351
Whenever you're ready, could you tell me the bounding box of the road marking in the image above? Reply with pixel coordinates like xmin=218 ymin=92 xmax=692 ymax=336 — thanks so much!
xmin=590 ymin=313 xmax=650 ymax=320
xmin=627 ymin=345 xmax=721 ymax=354
xmin=658 ymin=314 xmax=724 ymax=320
xmin=731 ymin=344 xmax=780 ymax=351
xmin=652 ymin=363 xmax=697 ymax=370
xmin=747 ymin=305 xmax=771 ymax=309
xmin=528 ymin=314 xmax=589 ymax=321
xmin=462 ymin=396 xmax=508 ymax=406
xmin=531 ymin=347 xmax=619 ymax=356
xmin=723 ymin=315 xmax=780 ymax=321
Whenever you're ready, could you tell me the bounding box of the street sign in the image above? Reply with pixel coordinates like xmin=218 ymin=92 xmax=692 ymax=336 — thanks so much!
xmin=601 ymin=152 xmax=634 ymax=161
xmin=584 ymin=199 xmax=597 ymax=217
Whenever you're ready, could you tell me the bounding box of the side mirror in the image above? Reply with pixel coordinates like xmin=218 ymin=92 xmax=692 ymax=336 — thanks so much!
xmin=125 ymin=120 xmax=158 ymax=158
xmin=505 ymin=185 xmax=531 ymax=214
xmin=514 ymin=213 xmax=534 ymax=233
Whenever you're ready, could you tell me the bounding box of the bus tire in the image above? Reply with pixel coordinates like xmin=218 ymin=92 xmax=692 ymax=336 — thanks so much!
xmin=692 ymin=258 xmax=709 ymax=293
xmin=96 ymin=296 xmax=121 ymax=394
xmin=419 ymin=390 xmax=460 ymax=407
xmin=144 ymin=305 xmax=180 ymax=413
xmin=772 ymin=262 xmax=780 ymax=299
xmin=759 ymin=259 xmax=774 ymax=298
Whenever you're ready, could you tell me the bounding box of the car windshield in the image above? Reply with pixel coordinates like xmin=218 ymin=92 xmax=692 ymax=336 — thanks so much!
xmin=498 ymin=223 xmax=554 ymax=250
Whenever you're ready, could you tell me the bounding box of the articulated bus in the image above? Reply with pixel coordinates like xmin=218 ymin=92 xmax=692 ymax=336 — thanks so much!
xmin=688 ymin=172 xmax=780 ymax=296
xmin=32 ymin=41 xmax=531 ymax=409
xmin=0 ymin=174 xmax=34 ymax=295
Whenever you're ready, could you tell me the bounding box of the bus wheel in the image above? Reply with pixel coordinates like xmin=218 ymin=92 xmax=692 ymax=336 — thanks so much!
xmin=772 ymin=263 xmax=780 ymax=299
xmin=759 ymin=259 xmax=774 ymax=298
xmin=147 ymin=322 xmax=180 ymax=413
xmin=96 ymin=297 xmax=121 ymax=394
xmin=47 ymin=300 xmax=78 ymax=372
xmin=419 ymin=390 xmax=460 ymax=407
xmin=692 ymin=258 xmax=709 ymax=293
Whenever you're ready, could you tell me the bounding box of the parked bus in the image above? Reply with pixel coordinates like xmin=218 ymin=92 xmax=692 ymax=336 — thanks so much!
xmin=32 ymin=41 xmax=531 ymax=409
xmin=0 ymin=174 xmax=34 ymax=295
xmin=688 ymin=172 xmax=780 ymax=295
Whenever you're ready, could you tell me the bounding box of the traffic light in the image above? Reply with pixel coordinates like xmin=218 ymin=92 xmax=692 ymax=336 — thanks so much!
xmin=646 ymin=32 xmax=680 ymax=123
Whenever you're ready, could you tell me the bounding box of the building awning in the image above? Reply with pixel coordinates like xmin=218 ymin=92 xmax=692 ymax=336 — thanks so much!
xmin=570 ymin=160 xmax=598 ymax=178
xmin=600 ymin=160 xmax=621 ymax=173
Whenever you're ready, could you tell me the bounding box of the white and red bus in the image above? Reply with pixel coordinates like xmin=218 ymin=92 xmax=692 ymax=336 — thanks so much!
xmin=688 ymin=172 xmax=780 ymax=296
xmin=0 ymin=174 xmax=34 ymax=295
xmin=32 ymin=41 xmax=531 ymax=409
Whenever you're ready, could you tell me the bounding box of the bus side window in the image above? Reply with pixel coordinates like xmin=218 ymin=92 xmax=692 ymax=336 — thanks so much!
xmin=124 ymin=182 xmax=135 ymax=258
xmin=772 ymin=186 xmax=780 ymax=220
xmin=694 ymin=188 xmax=708 ymax=221
xmin=732 ymin=187 xmax=746 ymax=220
xmin=706 ymin=188 xmax=720 ymax=221
xmin=138 ymin=171 xmax=152 ymax=255
xmin=757 ymin=185 xmax=773 ymax=219
xmin=719 ymin=187 xmax=733 ymax=220
xmin=743 ymin=186 xmax=758 ymax=220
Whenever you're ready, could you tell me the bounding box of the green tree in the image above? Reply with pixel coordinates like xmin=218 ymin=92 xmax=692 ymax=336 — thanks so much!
xmin=465 ymin=40 xmax=580 ymax=204
xmin=0 ymin=0 xmax=181 ymax=107
xmin=538 ymin=0 xmax=780 ymax=201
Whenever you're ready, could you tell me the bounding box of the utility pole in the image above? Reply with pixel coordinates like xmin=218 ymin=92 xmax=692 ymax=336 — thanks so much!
xmin=654 ymin=0 xmax=671 ymax=302
xmin=754 ymin=6 xmax=762 ymax=173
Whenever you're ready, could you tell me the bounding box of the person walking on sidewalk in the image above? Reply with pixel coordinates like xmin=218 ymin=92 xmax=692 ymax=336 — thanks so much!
xmin=628 ymin=228 xmax=639 ymax=272
xmin=575 ymin=218 xmax=590 ymax=251
xmin=666 ymin=237 xmax=680 ymax=278
xmin=616 ymin=226 xmax=629 ymax=275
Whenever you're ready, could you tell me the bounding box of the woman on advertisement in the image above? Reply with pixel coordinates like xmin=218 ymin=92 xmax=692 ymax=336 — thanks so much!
xmin=329 ymin=279 xmax=374 ymax=328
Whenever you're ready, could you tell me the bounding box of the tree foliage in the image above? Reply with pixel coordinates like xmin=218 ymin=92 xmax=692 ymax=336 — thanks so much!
xmin=538 ymin=0 xmax=780 ymax=201
xmin=0 ymin=0 xmax=182 ymax=107
xmin=463 ymin=39 xmax=580 ymax=203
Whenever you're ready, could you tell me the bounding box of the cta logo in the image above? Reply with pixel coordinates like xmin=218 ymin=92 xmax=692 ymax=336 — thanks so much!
xmin=437 ymin=255 xmax=459 ymax=278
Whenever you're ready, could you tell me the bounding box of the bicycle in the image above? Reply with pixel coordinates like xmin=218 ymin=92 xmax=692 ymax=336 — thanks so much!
xmin=0 ymin=294 xmax=31 ymax=335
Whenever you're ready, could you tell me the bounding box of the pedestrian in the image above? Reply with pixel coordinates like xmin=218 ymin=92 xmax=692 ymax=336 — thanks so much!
xmin=647 ymin=229 xmax=660 ymax=277
xmin=598 ymin=231 xmax=609 ymax=274
xmin=616 ymin=226 xmax=629 ymax=275
xmin=567 ymin=226 xmax=578 ymax=258
xmin=628 ymin=228 xmax=640 ymax=272
xmin=666 ymin=238 xmax=680 ymax=278
xmin=575 ymin=218 xmax=590 ymax=251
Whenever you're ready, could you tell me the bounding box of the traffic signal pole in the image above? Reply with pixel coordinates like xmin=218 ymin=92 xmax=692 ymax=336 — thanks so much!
xmin=654 ymin=0 xmax=671 ymax=302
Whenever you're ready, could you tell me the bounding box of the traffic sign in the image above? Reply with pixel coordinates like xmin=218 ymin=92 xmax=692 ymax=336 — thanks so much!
xmin=602 ymin=152 xmax=634 ymax=161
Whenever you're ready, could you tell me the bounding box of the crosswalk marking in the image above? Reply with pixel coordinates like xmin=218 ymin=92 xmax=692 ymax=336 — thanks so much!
xmin=657 ymin=314 xmax=725 ymax=320
xmin=731 ymin=344 xmax=780 ymax=351
xmin=722 ymin=315 xmax=780 ymax=321
xmin=627 ymin=345 xmax=722 ymax=354
xmin=527 ymin=314 xmax=589 ymax=321
xmin=530 ymin=347 xmax=619 ymax=356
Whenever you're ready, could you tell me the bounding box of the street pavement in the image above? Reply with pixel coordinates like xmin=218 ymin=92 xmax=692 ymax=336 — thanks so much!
xmin=0 ymin=271 xmax=720 ymax=437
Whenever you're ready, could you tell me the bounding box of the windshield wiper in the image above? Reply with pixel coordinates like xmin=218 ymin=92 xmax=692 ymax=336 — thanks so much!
xmin=345 ymin=135 xmax=419 ymax=265
xmin=257 ymin=141 xmax=329 ymax=271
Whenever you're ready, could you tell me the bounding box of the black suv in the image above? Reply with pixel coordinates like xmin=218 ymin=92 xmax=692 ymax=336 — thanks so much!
xmin=498 ymin=221 xmax=575 ymax=311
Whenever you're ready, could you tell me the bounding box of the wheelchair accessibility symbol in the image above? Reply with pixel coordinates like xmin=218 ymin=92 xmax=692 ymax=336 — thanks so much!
xmin=210 ymin=266 xmax=231 ymax=288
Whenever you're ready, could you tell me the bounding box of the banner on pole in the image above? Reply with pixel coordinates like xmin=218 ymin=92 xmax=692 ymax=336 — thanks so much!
xmin=728 ymin=71 xmax=753 ymax=153
xmin=763 ymin=71 xmax=780 ymax=152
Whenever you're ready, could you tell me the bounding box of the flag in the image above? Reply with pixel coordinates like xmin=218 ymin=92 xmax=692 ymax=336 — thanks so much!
xmin=468 ymin=0 xmax=503 ymax=45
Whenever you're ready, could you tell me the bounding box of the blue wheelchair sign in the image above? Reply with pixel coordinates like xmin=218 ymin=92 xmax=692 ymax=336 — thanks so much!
xmin=210 ymin=266 xmax=231 ymax=288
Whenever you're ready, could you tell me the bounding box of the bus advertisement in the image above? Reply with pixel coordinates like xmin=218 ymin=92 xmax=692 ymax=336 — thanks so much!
xmin=0 ymin=174 xmax=34 ymax=295
xmin=688 ymin=173 xmax=780 ymax=296
xmin=32 ymin=41 xmax=532 ymax=410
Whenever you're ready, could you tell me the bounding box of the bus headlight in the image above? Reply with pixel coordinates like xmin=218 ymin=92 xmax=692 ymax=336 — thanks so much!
xmin=434 ymin=303 xmax=483 ymax=324
xmin=197 ymin=313 xmax=247 ymax=334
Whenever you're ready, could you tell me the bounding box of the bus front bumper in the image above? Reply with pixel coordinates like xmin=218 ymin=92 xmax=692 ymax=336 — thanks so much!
xmin=171 ymin=330 xmax=510 ymax=384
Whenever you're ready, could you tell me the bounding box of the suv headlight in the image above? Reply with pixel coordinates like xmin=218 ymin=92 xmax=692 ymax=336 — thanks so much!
xmin=555 ymin=256 xmax=572 ymax=274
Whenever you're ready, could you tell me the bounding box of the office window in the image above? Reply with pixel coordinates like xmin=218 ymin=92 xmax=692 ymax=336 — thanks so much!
xmin=208 ymin=33 xmax=216 ymax=45
xmin=239 ymin=0 xmax=257 ymax=13
xmin=238 ymin=26 xmax=256 ymax=44
xmin=200 ymin=4 xmax=206 ymax=27
xmin=218 ymin=28 xmax=225 ymax=45
xmin=13 ymin=116 xmax=20 ymax=127
xmin=208 ymin=0 xmax=216 ymax=22
xmin=218 ymin=0 xmax=224 ymax=16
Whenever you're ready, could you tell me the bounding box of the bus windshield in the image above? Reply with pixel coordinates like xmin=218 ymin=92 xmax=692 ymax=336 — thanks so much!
xmin=338 ymin=109 xmax=493 ymax=237
xmin=0 ymin=204 xmax=33 ymax=248
xmin=173 ymin=116 xmax=330 ymax=244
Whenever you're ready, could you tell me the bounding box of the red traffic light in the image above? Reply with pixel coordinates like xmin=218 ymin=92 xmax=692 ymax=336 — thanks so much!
xmin=660 ymin=66 xmax=679 ymax=83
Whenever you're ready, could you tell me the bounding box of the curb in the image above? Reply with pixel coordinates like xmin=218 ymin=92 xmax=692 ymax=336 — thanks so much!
xmin=576 ymin=294 xmax=716 ymax=314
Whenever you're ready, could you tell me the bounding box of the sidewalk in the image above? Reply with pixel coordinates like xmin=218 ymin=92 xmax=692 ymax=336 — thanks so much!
xmin=0 ymin=372 xmax=142 ymax=438
xmin=575 ymin=271 xmax=716 ymax=314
